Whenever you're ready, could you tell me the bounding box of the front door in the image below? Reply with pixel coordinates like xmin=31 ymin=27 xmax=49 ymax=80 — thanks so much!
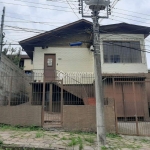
xmin=44 ymin=54 xmax=56 ymax=81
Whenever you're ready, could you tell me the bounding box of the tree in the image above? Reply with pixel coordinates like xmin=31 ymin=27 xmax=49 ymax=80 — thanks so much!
xmin=2 ymin=44 xmax=22 ymax=67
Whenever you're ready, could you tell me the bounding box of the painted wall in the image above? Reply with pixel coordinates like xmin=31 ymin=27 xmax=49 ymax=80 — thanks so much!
xmin=33 ymin=47 xmax=94 ymax=72
xmin=0 ymin=105 xmax=41 ymax=126
xmin=63 ymin=99 xmax=115 ymax=133
xmin=24 ymin=59 xmax=33 ymax=71
xmin=33 ymin=34 xmax=148 ymax=74
xmin=100 ymin=34 xmax=148 ymax=73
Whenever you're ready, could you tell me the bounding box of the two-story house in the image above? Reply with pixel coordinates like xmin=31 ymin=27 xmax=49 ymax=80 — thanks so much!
xmin=19 ymin=19 xmax=150 ymax=121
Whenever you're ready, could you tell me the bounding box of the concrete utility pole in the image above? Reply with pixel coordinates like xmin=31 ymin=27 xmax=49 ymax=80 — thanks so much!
xmin=79 ymin=0 xmax=111 ymax=148
xmin=0 ymin=7 xmax=5 ymax=61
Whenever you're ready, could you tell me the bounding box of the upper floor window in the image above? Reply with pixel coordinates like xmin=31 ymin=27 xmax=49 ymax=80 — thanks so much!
xmin=103 ymin=41 xmax=142 ymax=63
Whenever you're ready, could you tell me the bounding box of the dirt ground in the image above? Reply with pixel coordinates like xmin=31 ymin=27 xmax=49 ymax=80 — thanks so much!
xmin=0 ymin=125 xmax=150 ymax=150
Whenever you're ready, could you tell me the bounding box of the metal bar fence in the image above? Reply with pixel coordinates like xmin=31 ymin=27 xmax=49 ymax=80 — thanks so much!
xmin=1 ymin=60 xmax=150 ymax=136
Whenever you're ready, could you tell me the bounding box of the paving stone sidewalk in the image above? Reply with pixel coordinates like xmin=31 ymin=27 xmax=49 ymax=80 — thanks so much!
xmin=0 ymin=127 xmax=150 ymax=150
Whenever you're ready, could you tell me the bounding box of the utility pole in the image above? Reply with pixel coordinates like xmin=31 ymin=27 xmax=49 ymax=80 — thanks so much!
xmin=0 ymin=7 xmax=5 ymax=61
xmin=79 ymin=0 xmax=111 ymax=149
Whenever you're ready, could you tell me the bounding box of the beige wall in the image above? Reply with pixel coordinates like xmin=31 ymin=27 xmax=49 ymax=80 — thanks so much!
xmin=63 ymin=99 xmax=116 ymax=133
xmin=0 ymin=105 xmax=41 ymax=126
xmin=100 ymin=34 xmax=148 ymax=74
xmin=33 ymin=34 xmax=148 ymax=74
xmin=24 ymin=59 xmax=33 ymax=71
xmin=33 ymin=47 xmax=94 ymax=72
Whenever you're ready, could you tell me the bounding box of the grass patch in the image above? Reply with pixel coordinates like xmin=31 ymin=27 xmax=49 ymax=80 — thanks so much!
xmin=84 ymin=137 xmax=94 ymax=144
xmin=106 ymin=133 xmax=122 ymax=139
xmin=125 ymin=144 xmax=141 ymax=149
xmin=52 ymin=134 xmax=58 ymax=137
xmin=0 ymin=124 xmax=42 ymax=132
xmin=79 ymin=142 xmax=83 ymax=150
xmin=35 ymin=132 xmax=44 ymax=138
xmin=141 ymin=139 xmax=150 ymax=143
xmin=68 ymin=136 xmax=83 ymax=148
xmin=0 ymin=140 xmax=3 ymax=146
xmin=101 ymin=146 xmax=108 ymax=150
xmin=61 ymin=136 xmax=68 ymax=140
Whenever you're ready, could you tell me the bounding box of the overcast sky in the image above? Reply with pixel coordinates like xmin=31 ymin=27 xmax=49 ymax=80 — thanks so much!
xmin=1 ymin=0 xmax=150 ymax=68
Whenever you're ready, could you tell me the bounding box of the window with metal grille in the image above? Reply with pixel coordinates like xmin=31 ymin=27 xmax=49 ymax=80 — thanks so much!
xmin=103 ymin=41 xmax=142 ymax=63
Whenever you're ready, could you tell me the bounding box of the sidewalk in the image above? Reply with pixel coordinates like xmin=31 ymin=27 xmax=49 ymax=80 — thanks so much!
xmin=0 ymin=125 xmax=150 ymax=150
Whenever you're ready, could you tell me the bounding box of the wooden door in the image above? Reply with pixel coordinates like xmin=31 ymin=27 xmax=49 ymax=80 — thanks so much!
xmin=123 ymin=83 xmax=135 ymax=117
xmin=115 ymin=82 xmax=144 ymax=118
xmin=115 ymin=83 xmax=125 ymax=117
xmin=44 ymin=54 xmax=56 ymax=81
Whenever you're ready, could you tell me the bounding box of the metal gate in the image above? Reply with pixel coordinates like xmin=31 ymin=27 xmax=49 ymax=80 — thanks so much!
xmin=42 ymin=80 xmax=63 ymax=128
xmin=114 ymin=80 xmax=150 ymax=136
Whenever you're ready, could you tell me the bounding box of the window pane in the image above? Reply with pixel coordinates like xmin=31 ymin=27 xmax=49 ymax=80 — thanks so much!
xmin=130 ymin=41 xmax=141 ymax=63
xmin=103 ymin=41 xmax=113 ymax=63
xmin=103 ymin=41 xmax=141 ymax=63
xmin=122 ymin=42 xmax=131 ymax=63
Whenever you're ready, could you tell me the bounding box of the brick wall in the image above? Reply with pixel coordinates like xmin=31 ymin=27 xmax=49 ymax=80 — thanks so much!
xmin=63 ymin=99 xmax=116 ymax=133
xmin=0 ymin=105 xmax=41 ymax=126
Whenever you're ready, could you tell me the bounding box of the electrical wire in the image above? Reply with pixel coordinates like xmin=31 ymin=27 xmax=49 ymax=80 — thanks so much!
xmin=111 ymin=11 xmax=150 ymax=21
xmin=0 ymin=1 xmax=79 ymax=13
xmin=65 ymin=0 xmax=80 ymax=19
xmin=114 ymin=8 xmax=150 ymax=17
xmin=4 ymin=21 xmax=150 ymax=49
xmin=14 ymin=0 xmax=76 ymax=9
xmin=99 ymin=0 xmax=120 ymax=23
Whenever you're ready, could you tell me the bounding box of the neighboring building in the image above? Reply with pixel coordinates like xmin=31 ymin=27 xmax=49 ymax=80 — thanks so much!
xmin=20 ymin=19 xmax=150 ymax=121
xmin=19 ymin=55 xmax=33 ymax=74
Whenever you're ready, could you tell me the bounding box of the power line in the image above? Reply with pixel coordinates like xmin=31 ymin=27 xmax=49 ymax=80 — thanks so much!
xmin=65 ymin=0 xmax=80 ymax=19
xmin=14 ymin=0 xmax=76 ymax=10
xmin=0 ymin=1 xmax=79 ymax=13
xmin=5 ymin=21 xmax=68 ymax=24
xmin=4 ymin=25 xmax=46 ymax=32
xmin=112 ymin=11 xmax=150 ymax=21
xmin=106 ymin=17 xmax=150 ymax=43
xmin=5 ymin=11 xmax=69 ymax=22
xmin=111 ymin=14 xmax=150 ymax=25
xmin=4 ymin=22 xmax=150 ymax=49
xmin=99 ymin=0 xmax=120 ymax=23
xmin=114 ymin=8 xmax=150 ymax=17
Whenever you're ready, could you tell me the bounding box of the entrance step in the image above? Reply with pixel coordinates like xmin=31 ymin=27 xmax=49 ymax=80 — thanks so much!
xmin=43 ymin=123 xmax=63 ymax=130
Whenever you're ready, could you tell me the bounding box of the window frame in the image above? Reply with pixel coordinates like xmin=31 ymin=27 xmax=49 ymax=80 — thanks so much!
xmin=103 ymin=41 xmax=142 ymax=64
